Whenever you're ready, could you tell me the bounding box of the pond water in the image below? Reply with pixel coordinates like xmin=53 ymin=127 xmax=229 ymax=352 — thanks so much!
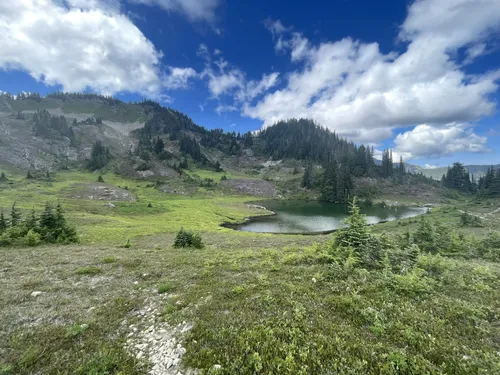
xmin=231 ymin=200 xmax=427 ymax=234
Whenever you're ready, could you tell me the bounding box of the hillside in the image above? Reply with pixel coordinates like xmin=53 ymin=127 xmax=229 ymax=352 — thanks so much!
xmin=0 ymin=93 xmax=144 ymax=170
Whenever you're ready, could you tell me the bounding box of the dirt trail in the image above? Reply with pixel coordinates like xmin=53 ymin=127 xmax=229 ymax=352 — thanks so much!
xmin=459 ymin=207 xmax=500 ymax=219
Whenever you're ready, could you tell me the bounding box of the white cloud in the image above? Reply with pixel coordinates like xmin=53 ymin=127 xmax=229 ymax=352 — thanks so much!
xmin=424 ymin=164 xmax=439 ymax=169
xmin=394 ymin=123 xmax=489 ymax=159
xmin=464 ymin=43 xmax=487 ymax=64
xmin=205 ymin=65 xmax=245 ymax=98
xmin=199 ymin=104 xmax=205 ymax=112
xmin=163 ymin=67 xmax=197 ymax=89
xmin=236 ymin=72 xmax=280 ymax=102
xmin=199 ymin=49 xmax=279 ymax=104
xmin=242 ymin=0 xmax=500 ymax=147
xmin=66 ymin=0 xmax=121 ymax=12
xmin=215 ymin=104 xmax=238 ymax=115
xmin=399 ymin=0 xmax=500 ymax=50
xmin=129 ymin=0 xmax=221 ymax=22
xmin=0 ymin=0 xmax=196 ymax=98
xmin=264 ymin=19 xmax=291 ymax=53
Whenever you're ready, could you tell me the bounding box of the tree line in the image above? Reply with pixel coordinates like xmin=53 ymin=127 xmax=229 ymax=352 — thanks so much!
xmin=32 ymin=109 xmax=75 ymax=142
xmin=0 ymin=202 xmax=78 ymax=246
xmin=442 ymin=162 xmax=500 ymax=197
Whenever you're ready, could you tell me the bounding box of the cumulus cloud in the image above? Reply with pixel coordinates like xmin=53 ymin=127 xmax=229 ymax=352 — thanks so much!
xmin=199 ymin=47 xmax=279 ymax=104
xmin=239 ymin=0 xmax=500 ymax=155
xmin=163 ymin=67 xmax=197 ymax=89
xmin=129 ymin=0 xmax=221 ymax=22
xmin=0 ymin=0 xmax=196 ymax=98
xmin=204 ymin=62 xmax=245 ymax=98
xmin=394 ymin=123 xmax=489 ymax=160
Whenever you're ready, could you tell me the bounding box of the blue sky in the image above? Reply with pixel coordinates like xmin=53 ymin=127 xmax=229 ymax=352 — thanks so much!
xmin=1 ymin=0 xmax=499 ymax=167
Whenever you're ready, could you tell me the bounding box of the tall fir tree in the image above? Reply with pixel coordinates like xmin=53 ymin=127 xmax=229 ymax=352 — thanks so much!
xmin=336 ymin=165 xmax=353 ymax=203
xmin=301 ymin=161 xmax=314 ymax=189
xmin=26 ymin=208 xmax=38 ymax=231
xmin=10 ymin=202 xmax=21 ymax=227
xmin=336 ymin=197 xmax=371 ymax=251
xmin=0 ymin=210 xmax=7 ymax=233
xmin=414 ymin=216 xmax=436 ymax=253
xmin=321 ymin=159 xmax=338 ymax=202
xmin=153 ymin=137 xmax=165 ymax=154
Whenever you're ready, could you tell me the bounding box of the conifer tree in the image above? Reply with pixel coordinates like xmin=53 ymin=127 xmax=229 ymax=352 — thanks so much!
xmin=414 ymin=216 xmax=436 ymax=253
xmin=398 ymin=156 xmax=406 ymax=175
xmin=321 ymin=159 xmax=338 ymax=202
xmin=88 ymin=140 xmax=112 ymax=170
xmin=26 ymin=208 xmax=38 ymax=231
xmin=40 ymin=202 xmax=56 ymax=233
xmin=0 ymin=210 xmax=7 ymax=233
xmin=10 ymin=202 xmax=22 ymax=227
xmin=0 ymin=172 xmax=7 ymax=181
xmin=153 ymin=137 xmax=165 ymax=154
xmin=336 ymin=166 xmax=353 ymax=203
xmin=301 ymin=161 xmax=314 ymax=189
xmin=55 ymin=201 xmax=66 ymax=230
xmin=336 ymin=197 xmax=371 ymax=251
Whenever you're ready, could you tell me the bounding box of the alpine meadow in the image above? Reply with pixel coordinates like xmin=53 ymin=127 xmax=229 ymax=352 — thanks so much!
xmin=1 ymin=1 xmax=500 ymax=375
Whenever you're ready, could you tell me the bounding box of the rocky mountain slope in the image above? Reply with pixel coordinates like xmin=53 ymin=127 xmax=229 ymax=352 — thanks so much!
xmin=0 ymin=93 xmax=143 ymax=170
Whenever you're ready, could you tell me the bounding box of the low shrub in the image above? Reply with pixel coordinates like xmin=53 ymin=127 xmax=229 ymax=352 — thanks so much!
xmin=173 ymin=228 xmax=204 ymax=249
xmin=75 ymin=266 xmax=101 ymax=275
xmin=157 ymin=283 xmax=173 ymax=294
xmin=25 ymin=230 xmax=41 ymax=247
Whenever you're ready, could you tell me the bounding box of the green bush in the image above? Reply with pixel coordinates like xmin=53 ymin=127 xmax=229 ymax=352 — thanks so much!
xmin=25 ymin=230 xmax=41 ymax=247
xmin=103 ymin=256 xmax=117 ymax=264
xmin=0 ymin=202 xmax=78 ymax=247
xmin=460 ymin=211 xmax=483 ymax=227
xmin=120 ymin=239 xmax=132 ymax=248
xmin=173 ymin=228 xmax=204 ymax=249
xmin=75 ymin=266 xmax=101 ymax=275
xmin=157 ymin=283 xmax=173 ymax=294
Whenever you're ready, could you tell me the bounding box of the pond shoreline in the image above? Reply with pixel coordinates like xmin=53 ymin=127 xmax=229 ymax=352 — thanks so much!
xmin=220 ymin=200 xmax=426 ymax=235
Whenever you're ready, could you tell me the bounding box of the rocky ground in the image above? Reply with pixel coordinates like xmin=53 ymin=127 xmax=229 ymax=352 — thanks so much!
xmin=66 ymin=183 xmax=137 ymax=201
xmin=125 ymin=295 xmax=197 ymax=375
xmin=222 ymin=178 xmax=278 ymax=197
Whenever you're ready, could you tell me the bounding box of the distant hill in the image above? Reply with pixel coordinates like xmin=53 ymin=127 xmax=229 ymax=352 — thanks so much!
xmin=408 ymin=164 xmax=500 ymax=180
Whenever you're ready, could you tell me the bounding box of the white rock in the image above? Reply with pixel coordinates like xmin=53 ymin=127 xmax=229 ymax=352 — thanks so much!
xmin=31 ymin=291 xmax=43 ymax=297
xmin=214 ymin=364 xmax=222 ymax=369
xmin=166 ymin=358 xmax=173 ymax=368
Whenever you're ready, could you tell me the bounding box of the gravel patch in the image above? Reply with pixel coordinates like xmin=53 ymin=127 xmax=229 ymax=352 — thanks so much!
xmin=125 ymin=295 xmax=197 ymax=375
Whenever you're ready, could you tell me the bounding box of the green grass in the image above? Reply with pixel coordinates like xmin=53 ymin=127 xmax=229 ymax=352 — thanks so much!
xmin=157 ymin=282 xmax=174 ymax=294
xmin=0 ymin=170 xmax=271 ymax=244
xmin=75 ymin=266 xmax=101 ymax=275
xmin=1 ymin=168 xmax=500 ymax=374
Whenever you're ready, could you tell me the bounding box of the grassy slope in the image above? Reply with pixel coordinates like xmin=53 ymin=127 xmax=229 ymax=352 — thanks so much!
xmin=1 ymin=169 xmax=499 ymax=374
